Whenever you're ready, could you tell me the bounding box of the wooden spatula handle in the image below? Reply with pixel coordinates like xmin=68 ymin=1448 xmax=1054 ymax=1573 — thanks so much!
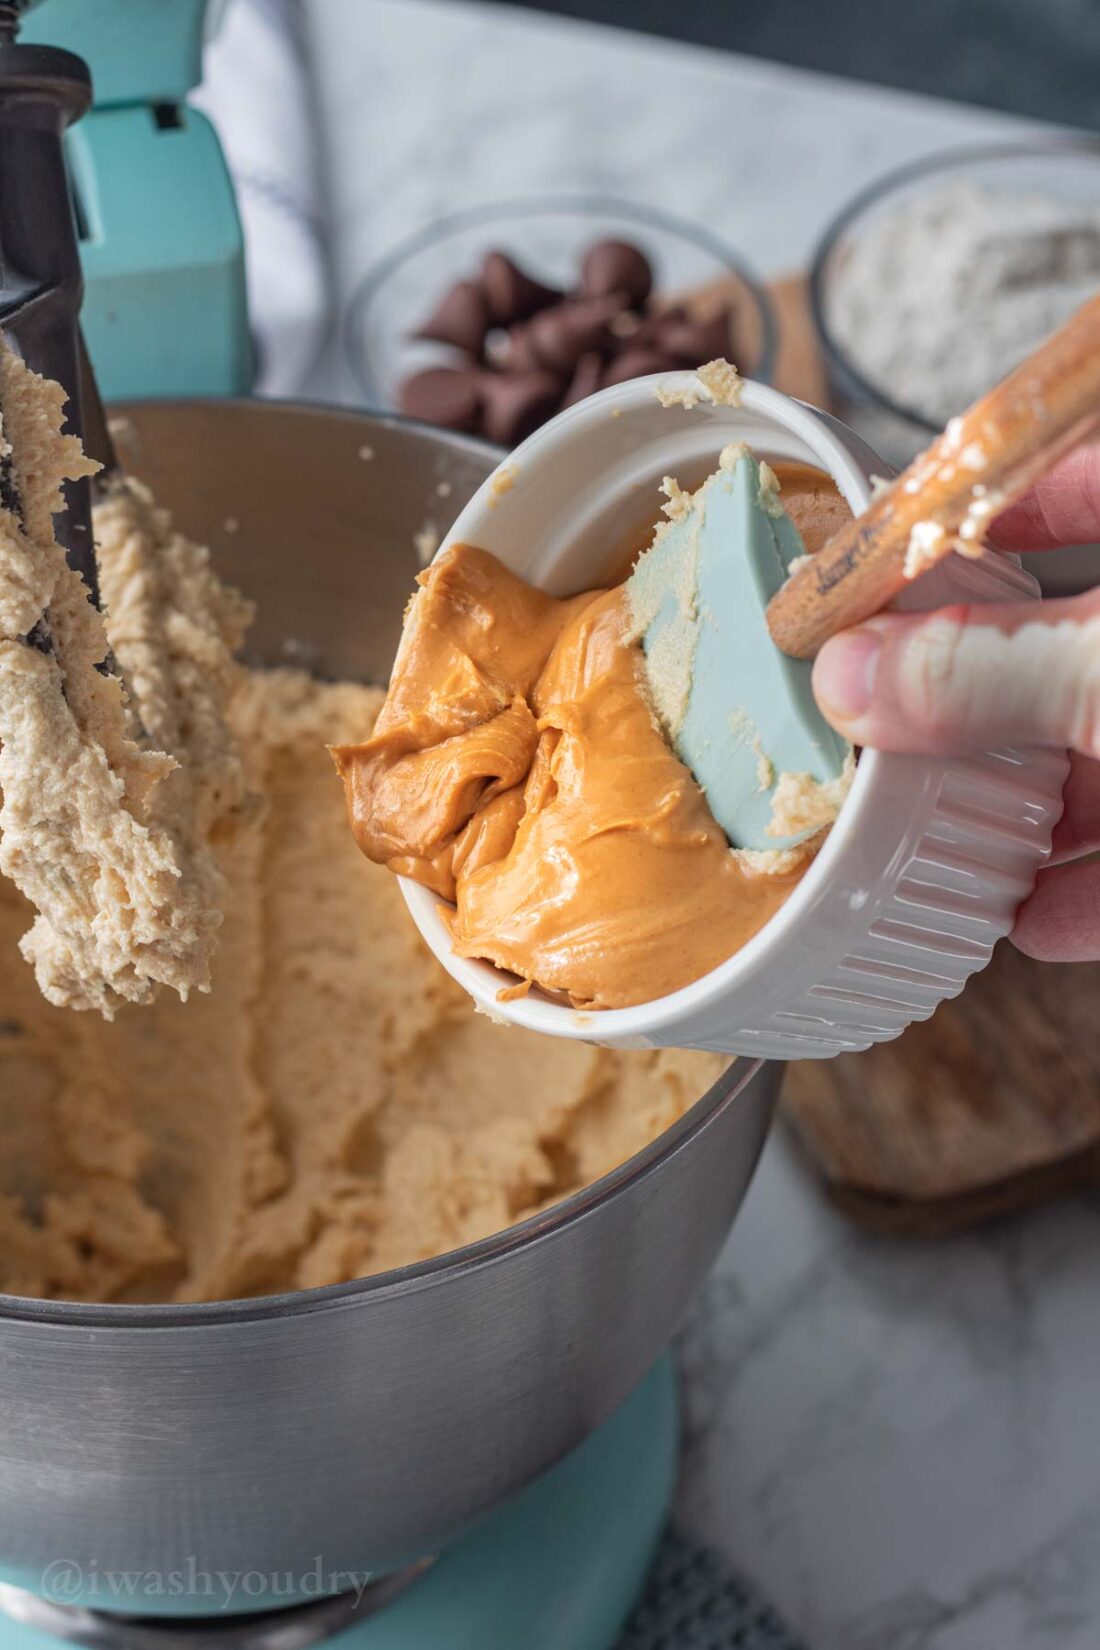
xmin=767 ymin=291 xmax=1100 ymax=660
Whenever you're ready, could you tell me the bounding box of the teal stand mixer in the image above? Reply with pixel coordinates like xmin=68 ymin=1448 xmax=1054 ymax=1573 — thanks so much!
xmin=21 ymin=0 xmax=251 ymax=398
xmin=0 ymin=5 xmax=684 ymax=1647
xmin=0 ymin=1365 xmax=679 ymax=1650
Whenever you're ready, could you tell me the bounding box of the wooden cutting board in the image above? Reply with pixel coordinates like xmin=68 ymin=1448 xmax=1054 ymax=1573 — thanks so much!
xmin=783 ymin=944 xmax=1100 ymax=1236
xmin=753 ymin=272 xmax=1096 ymax=1237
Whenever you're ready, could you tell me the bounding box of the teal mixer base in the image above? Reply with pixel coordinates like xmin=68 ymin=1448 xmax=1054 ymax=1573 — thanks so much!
xmin=344 ymin=1355 xmax=677 ymax=1650
xmin=0 ymin=1356 xmax=678 ymax=1650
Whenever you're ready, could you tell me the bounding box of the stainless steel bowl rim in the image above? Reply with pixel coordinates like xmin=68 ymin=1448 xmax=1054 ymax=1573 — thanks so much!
xmin=116 ymin=395 xmax=504 ymax=471
xmin=808 ymin=135 xmax=1100 ymax=437
xmin=345 ymin=190 xmax=779 ymax=404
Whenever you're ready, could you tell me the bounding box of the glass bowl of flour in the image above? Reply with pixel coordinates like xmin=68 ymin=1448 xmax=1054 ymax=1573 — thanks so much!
xmin=810 ymin=140 xmax=1100 ymax=468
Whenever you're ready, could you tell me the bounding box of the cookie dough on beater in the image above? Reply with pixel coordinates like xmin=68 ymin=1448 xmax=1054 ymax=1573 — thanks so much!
xmin=0 ymin=342 xmax=256 ymax=1017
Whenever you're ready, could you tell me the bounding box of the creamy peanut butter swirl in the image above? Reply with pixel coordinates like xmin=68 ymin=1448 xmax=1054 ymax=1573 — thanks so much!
xmin=334 ymin=469 xmax=848 ymax=1012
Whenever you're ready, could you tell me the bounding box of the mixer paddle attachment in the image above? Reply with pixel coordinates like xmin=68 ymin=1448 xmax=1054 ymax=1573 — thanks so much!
xmin=0 ymin=9 xmax=103 ymax=628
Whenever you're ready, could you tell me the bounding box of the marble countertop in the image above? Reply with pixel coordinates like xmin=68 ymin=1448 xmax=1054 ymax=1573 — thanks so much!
xmin=303 ymin=7 xmax=1098 ymax=1646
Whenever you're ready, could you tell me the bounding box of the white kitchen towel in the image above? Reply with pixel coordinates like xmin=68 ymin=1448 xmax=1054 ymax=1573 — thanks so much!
xmin=193 ymin=0 xmax=331 ymax=395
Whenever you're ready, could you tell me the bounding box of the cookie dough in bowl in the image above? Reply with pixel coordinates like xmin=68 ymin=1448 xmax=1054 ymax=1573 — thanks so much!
xmin=0 ymin=398 xmax=730 ymax=1305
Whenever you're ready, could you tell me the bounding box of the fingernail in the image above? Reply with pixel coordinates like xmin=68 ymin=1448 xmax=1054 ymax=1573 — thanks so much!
xmin=813 ymin=628 xmax=882 ymax=724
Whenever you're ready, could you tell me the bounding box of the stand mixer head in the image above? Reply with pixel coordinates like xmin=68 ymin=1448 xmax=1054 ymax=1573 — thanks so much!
xmin=17 ymin=0 xmax=250 ymax=403
xmin=0 ymin=0 xmax=246 ymax=616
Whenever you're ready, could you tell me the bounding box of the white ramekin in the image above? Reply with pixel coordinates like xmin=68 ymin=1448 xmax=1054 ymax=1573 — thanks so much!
xmin=401 ymin=374 xmax=1069 ymax=1057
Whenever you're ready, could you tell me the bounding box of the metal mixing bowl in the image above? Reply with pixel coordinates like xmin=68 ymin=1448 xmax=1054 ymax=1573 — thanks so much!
xmin=0 ymin=401 xmax=778 ymax=1604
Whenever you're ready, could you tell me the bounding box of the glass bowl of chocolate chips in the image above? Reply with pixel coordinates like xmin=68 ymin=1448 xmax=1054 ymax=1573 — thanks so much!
xmin=347 ymin=196 xmax=777 ymax=447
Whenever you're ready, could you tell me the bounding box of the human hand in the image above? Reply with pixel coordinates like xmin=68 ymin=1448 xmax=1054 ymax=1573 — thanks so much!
xmin=812 ymin=444 xmax=1100 ymax=962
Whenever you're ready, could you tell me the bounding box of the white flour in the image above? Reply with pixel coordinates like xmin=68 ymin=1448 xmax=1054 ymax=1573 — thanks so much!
xmin=828 ymin=180 xmax=1100 ymax=425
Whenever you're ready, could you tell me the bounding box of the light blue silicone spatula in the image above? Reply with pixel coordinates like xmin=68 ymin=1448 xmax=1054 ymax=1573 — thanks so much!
xmin=626 ymin=445 xmax=850 ymax=851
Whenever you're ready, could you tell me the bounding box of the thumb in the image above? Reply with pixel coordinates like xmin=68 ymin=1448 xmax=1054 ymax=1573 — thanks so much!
xmin=812 ymin=589 xmax=1100 ymax=758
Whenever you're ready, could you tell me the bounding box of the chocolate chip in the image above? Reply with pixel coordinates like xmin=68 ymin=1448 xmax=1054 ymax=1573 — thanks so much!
xmin=580 ymin=239 xmax=653 ymax=308
xmin=602 ymin=347 xmax=684 ymax=387
xmin=654 ymin=310 xmax=733 ymax=364
xmin=482 ymin=250 xmax=561 ymax=326
xmin=402 ymin=234 xmax=714 ymax=445
xmin=561 ymin=351 xmax=605 ymax=408
xmin=398 ymin=366 xmax=483 ymax=432
xmin=526 ymin=297 xmax=618 ymax=373
xmin=413 ymin=280 xmax=490 ymax=356
xmin=480 ymin=370 xmax=563 ymax=445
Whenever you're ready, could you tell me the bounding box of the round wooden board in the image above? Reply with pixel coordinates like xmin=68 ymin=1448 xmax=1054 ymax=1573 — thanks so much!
xmin=782 ymin=943 xmax=1100 ymax=1236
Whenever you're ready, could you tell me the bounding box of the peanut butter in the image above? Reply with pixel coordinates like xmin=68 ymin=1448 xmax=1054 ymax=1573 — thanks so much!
xmin=335 ymin=459 xmax=850 ymax=1011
